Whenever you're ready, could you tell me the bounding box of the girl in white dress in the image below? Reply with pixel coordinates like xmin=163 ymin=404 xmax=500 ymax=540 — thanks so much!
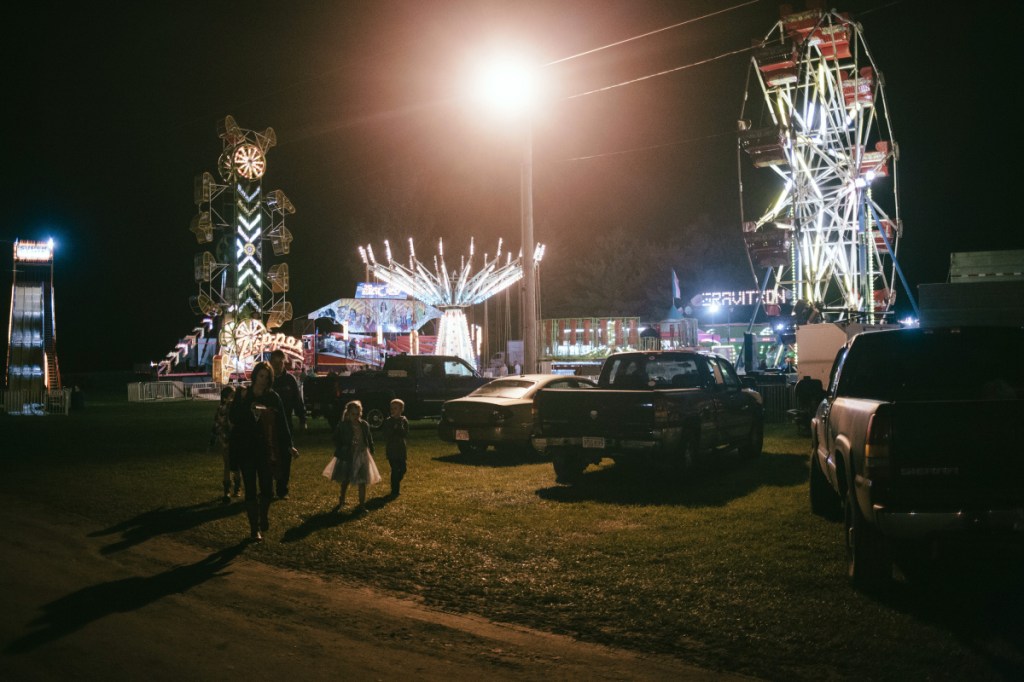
xmin=330 ymin=401 xmax=381 ymax=513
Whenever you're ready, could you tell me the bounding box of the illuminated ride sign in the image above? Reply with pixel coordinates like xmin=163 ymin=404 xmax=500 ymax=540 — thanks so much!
xmin=14 ymin=239 xmax=54 ymax=263
xmin=218 ymin=318 xmax=304 ymax=373
xmin=355 ymin=282 xmax=407 ymax=299
xmin=692 ymin=290 xmax=789 ymax=307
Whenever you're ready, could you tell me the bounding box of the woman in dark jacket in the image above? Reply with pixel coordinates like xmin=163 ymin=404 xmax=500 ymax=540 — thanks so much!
xmin=230 ymin=361 xmax=297 ymax=542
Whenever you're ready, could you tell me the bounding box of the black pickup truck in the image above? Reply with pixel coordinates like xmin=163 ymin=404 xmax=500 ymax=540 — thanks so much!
xmin=532 ymin=350 xmax=764 ymax=483
xmin=809 ymin=325 xmax=1024 ymax=587
xmin=306 ymin=354 xmax=490 ymax=428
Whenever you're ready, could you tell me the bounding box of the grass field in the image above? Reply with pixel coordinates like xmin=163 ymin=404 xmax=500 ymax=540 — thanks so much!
xmin=2 ymin=391 xmax=1022 ymax=680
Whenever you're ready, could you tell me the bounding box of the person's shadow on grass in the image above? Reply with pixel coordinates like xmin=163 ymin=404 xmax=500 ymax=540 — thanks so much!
xmin=89 ymin=500 xmax=245 ymax=554
xmin=280 ymin=495 xmax=393 ymax=544
xmin=5 ymin=541 xmax=248 ymax=654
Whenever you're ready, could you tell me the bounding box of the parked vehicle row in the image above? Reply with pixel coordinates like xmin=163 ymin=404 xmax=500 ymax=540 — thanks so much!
xmin=304 ymin=350 xmax=764 ymax=486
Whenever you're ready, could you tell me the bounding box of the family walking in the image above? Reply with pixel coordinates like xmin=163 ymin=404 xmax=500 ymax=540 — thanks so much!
xmin=212 ymin=361 xmax=410 ymax=542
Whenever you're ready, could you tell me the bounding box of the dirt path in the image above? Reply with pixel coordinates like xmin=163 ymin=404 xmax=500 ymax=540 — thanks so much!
xmin=0 ymin=493 xmax=752 ymax=680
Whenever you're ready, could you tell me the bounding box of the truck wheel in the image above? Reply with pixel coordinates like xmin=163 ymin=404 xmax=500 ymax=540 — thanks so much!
xmin=809 ymin=453 xmax=842 ymax=520
xmin=552 ymin=448 xmax=587 ymax=484
xmin=364 ymin=405 xmax=387 ymax=429
xmin=738 ymin=420 xmax=764 ymax=459
xmin=457 ymin=442 xmax=486 ymax=456
xmin=845 ymin=487 xmax=891 ymax=589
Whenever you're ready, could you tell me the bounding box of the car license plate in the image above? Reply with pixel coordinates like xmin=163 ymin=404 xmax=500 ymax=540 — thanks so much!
xmin=582 ymin=437 xmax=605 ymax=449
xmin=456 ymin=430 xmax=470 ymax=441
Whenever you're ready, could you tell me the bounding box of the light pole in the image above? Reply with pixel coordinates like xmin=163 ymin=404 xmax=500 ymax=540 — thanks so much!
xmin=471 ymin=53 xmax=541 ymax=372
xmin=521 ymin=121 xmax=537 ymax=373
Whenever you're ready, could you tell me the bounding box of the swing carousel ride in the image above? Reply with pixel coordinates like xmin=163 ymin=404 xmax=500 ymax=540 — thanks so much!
xmin=359 ymin=238 xmax=525 ymax=369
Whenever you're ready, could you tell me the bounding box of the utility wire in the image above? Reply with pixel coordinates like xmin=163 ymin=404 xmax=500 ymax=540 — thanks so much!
xmin=565 ymin=43 xmax=757 ymax=100
xmin=544 ymin=0 xmax=762 ymax=67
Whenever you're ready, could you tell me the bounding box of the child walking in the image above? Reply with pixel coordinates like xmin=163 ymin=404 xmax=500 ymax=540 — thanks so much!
xmin=331 ymin=400 xmax=381 ymax=513
xmin=381 ymin=398 xmax=409 ymax=497
xmin=211 ymin=385 xmax=242 ymax=503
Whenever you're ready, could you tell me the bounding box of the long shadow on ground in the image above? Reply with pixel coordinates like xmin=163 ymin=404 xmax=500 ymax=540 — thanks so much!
xmin=536 ymin=450 xmax=807 ymax=507
xmin=88 ymin=500 xmax=245 ymax=554
xmin=6 ymin=542 xmax=249 ymax=654
xmin=280 ymin=494 xmax=394 ymax=543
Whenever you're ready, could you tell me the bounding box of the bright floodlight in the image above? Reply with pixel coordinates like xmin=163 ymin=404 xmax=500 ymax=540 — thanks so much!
xmin=471 ymin=54 xmax=539 ymax=117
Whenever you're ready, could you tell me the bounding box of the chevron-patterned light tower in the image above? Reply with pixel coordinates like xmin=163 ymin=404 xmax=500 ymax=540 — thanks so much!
xmin=185 ymin=115 xmax=300 ymax=377
xmin=359 ymin=237 xmax=523 ymax=369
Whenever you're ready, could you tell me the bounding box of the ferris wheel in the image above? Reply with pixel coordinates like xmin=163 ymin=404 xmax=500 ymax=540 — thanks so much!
xmin=738 ymin=7 xmax=903 ymax=323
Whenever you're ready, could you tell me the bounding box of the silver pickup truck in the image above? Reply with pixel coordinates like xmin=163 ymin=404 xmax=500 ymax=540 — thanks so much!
xmin=809 ymin=325 xmax=1024 ymax=587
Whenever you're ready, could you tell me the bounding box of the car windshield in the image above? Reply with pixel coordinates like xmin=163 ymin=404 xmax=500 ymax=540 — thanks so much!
xmin=469 ymin=379 xmax=535 ymax=399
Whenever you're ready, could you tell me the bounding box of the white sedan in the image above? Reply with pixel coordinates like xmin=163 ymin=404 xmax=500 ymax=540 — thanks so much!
xmin=438 ymin=373 xmax=597 ymax=455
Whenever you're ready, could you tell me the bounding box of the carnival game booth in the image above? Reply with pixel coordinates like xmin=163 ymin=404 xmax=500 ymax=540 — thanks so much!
xmin=302 ymin=332 xmax=439 ymax=374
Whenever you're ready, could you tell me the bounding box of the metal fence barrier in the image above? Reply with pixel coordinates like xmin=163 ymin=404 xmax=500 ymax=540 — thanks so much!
xmin=753 ymin=381 xmax=796 ymax=423
xmin=1 ymin=388 xmax=72 ymax=416
xmin=127 ymin=381 xmax=223 ymax=402
xmin=188 ymin=382 xmax=221 ymax=400
xmin=127 ymin=381 xmax=187 ymax=402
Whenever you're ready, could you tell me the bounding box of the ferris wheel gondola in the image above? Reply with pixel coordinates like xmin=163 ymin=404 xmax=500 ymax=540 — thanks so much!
xmin=738 ymin=7 xmax=904 ymax=323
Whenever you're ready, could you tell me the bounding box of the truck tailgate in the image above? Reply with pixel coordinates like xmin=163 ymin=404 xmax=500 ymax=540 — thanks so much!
xmin=536 ymin=388 xmax=666 ymax=438
xmin=890 ymin=399 xmax=1024 ymax=508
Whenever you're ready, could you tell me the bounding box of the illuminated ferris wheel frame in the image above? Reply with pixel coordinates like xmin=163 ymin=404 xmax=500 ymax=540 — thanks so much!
xmin=738 ymin=8 xmax=914 ymax=322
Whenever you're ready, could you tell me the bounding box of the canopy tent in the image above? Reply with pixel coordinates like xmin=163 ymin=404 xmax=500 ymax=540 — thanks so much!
xmin=307 ymin=298 xmax=440 ymax=334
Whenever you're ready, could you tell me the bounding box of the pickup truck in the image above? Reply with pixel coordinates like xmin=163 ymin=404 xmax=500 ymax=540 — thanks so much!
xmin=306 ymin=354 xmax=490 ymax=428
xmin=532 ymin=350 xmax=764 ymax=483
xmin=809 ymin=325 xmax=1024 ymax=587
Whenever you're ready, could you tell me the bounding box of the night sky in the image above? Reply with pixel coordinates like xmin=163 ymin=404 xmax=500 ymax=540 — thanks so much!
xmin=3 ymin=0 xmax=1021 ymax=374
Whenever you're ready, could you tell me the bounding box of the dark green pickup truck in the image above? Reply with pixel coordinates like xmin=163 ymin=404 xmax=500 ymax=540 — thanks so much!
xmin=307 ymin=354 xmax=490 ymax=428
xmin=532 ymin=350 xmax=764 ymax=483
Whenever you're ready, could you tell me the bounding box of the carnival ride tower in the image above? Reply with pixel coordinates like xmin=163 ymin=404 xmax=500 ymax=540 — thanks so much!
xmin=359 ymin=238 xmax=524 ymax=369
xmin=172 ymin=115 xmax=300 ymax=378
xmin=738 ymin=7 xmax=908 ymax=323
xmin=5 ymin=239 xmax=60 ymax=391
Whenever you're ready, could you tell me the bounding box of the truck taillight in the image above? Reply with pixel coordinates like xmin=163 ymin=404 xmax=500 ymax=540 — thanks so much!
xmin=865 ymin=407 xmax=892 ymax=461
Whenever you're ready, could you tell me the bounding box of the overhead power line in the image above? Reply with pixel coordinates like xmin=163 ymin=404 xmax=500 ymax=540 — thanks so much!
xmin=565 ymin=43 xmax=757 ymax=100
xmin=545 ymin=0 xmax=762 ymax=67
